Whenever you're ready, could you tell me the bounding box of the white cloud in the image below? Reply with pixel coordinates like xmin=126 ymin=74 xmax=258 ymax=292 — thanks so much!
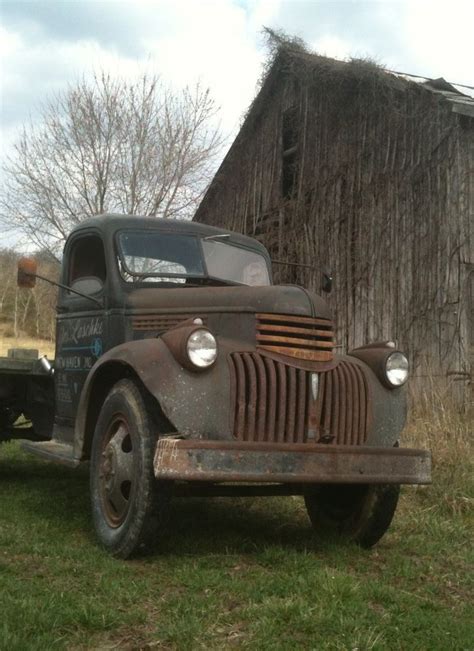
xmin=401 ymin=0 xmax=474 ymax=86
xmin=0 ymin=0 xmax=275 ymax=145
xmin=311 ymin=35 xmax=353 ymax=60
xmin=1 ymin=0 xmax=472 ymax=161
xmin=140 ymin=1 xmax=274 ymax=133
xmin=0 ymin=24 xmax=21 ymax=57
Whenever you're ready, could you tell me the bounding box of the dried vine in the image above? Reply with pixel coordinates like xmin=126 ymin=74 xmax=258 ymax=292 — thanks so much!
xmin=195 ymin=40 xmax=473 ymax=401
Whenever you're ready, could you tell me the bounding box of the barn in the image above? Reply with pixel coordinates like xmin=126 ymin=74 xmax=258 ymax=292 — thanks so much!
xmin=194 ymin=45 xmax=474 ymax=403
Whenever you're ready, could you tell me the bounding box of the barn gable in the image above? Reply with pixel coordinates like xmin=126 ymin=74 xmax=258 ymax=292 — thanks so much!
xmin=194 ymin=48 xmax=474 ymax=402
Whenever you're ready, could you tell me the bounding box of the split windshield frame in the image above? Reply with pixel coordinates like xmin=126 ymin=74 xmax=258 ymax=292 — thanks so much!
xmin=115 ymin=229 xmax=272 ymax=286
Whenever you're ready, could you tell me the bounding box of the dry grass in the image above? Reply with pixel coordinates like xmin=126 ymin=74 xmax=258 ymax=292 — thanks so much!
xmin=0 ymin=332 xmax=55 ymax=358
xmin=405 ymin=383 xmax=473 ymax=517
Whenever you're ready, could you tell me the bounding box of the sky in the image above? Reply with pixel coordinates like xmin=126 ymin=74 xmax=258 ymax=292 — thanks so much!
xmin=1 ymin=0 xmax=473 ymax=245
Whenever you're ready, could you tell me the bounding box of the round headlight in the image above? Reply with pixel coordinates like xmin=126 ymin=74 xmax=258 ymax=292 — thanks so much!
xmin=186 ymin=329 xmax=217 ymax=368
xmin=385 ymin=352 xmax=409 ymax=387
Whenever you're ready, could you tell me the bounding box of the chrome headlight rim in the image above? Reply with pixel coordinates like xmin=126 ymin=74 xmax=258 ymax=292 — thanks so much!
xmin=186 ymin=328 xmax=218 ymax=369
xmin=385 ymin=351 xmax=409 ymax=387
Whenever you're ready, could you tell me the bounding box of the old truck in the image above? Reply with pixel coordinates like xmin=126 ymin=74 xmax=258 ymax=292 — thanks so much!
xmin=0 ymin=214 xmax=431 ymax=557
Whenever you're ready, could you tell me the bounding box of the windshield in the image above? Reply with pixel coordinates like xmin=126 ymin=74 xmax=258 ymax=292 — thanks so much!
xmin=119 ymin=232 xmax=204 ymax=283
xmin=118 ymin=230 xmax=270 ymax=286
xmin=201 ymin=239 xmax=270 ymax=285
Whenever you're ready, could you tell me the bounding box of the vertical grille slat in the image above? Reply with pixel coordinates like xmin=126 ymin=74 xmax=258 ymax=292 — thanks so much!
xmin=254 ymin=353 xmax=267 ymax=442
xmin=264 ymin=356 xmax=277 ymax=442
xmin=327 ymin=367 xmax=339 ymax=442
xmin=313 ymin=372 xmax=325 ymax=431
xmin=286 ymin=366 xmax=297 ymax=443
xmin=295 ymin=369 xmax=307 ymax=443
xmin=338 ymin=363 xmax=348 ymax=444
xmin=347 ymin=362 xmax=360 ymax=445
xmin=229 ymin=354 xmax=369 ymax=446
xmin=234 ymin=353 xmax=247 ymax=441
xmin=357 ymin=364 xmax=368 ymax=442
xmin=243 ymin=353 xmax=257 ymax=440
xmin=276 ymin=362 xmax=287 ymax=443
xmin=323 ymin=370 xmax=333 ymax=436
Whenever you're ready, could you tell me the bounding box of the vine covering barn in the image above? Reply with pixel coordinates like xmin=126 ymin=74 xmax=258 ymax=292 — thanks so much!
xmin=194 ymin=43 xmax=474 ymax=403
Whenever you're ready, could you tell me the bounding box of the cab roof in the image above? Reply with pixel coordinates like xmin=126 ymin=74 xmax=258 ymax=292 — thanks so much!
xmin=69 ymin=213 xmax=269 ymax=257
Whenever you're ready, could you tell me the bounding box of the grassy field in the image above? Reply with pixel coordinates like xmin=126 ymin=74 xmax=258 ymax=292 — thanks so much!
xmin=1 ymin=403 xmax=472 ymax=651
xmin=0 ymin=328 xmax=55 ymax=358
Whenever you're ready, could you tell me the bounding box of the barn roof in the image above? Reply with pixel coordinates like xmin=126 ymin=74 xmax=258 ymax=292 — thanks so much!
xmin=194 ymin=49 xmax=473 ymax=221
xmin=260 ymin=47 xmax=474 ymax=119
xmin=391 ymin=73 xmax=474 ymax=118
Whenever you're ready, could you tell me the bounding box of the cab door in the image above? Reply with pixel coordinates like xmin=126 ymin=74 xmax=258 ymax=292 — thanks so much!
xmin=55 ymin=231 xmax=108 ymax=426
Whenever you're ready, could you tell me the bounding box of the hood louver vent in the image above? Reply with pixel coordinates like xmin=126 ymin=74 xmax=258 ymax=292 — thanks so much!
xmin=133 ymin=314 xmax=206 ymax=332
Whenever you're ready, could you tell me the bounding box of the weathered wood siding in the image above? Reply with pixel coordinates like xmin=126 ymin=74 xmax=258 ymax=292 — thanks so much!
xmin=195 ymin=55 xmax=474 ymax=398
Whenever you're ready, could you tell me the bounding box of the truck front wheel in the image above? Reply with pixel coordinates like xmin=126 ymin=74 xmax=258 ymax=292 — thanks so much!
xmin=90 ymin=378 xmax=169 ymax=558
xmin=304 ymin=484 xmax=400 ymax=548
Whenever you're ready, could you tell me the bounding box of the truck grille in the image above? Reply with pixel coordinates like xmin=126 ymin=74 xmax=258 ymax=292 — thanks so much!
xmin=256 ymin=313 xmax=334 ymax=362
xmin=229 ymin=353 xmax=369 ymax=445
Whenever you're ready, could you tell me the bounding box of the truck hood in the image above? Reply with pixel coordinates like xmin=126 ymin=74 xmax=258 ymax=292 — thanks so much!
xmin=125 ymin=284 xmax=331 ymax=319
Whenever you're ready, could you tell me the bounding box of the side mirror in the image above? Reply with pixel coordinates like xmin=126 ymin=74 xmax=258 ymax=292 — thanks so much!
xmin=322 ymin=270 xmax=333 ymax=294
xmin=17 ymin=257 xmax=37 ymax=288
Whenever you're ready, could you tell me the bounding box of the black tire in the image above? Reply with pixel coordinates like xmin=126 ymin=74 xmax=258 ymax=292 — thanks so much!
xmin=90 ymin=378 xmax=169 ymax=558
xmin=0 ymin=408 xmax=19 ymax=443
xmin=304 ymin=484 xmax=400 ymax=548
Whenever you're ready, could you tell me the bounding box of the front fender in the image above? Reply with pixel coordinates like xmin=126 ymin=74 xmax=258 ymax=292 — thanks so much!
xmin=346 ymin=346 xmax=408 ymax=446
xmin=75 ymin=337 xmax=234 ymax=459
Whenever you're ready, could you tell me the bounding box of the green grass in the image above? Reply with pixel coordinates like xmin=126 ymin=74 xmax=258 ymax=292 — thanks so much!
xmin=1 ymin=419 xmax=473 ymax=651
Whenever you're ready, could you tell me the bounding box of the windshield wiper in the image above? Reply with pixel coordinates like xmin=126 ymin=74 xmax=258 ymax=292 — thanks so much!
xmin=137 ymin=275 xmax=233 ymax=288
xmin=271 ymin=259 xmax=333 ymax=293
xmin=203 ymin=234 xmax=231 ymax=241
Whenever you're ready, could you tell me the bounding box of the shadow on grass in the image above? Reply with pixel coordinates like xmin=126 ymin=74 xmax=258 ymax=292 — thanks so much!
xmin=0 ymin=447 xmax=327 ymax=557
xmin=160 ymin=497 xmax=321 ymax=556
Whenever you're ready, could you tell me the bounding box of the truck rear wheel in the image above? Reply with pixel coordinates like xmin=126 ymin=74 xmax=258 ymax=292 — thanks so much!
xmin=304 ymin=484 xmax=400 ymax=548
xmin=0 ymin=407 xmax=19 ymax=442
xmin=90 ymin=379 xmax=169 ymax=558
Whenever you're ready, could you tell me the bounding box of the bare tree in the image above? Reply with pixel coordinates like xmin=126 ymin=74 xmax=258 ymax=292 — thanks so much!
xmin=1 ymin=73 xmax=223 ymax=254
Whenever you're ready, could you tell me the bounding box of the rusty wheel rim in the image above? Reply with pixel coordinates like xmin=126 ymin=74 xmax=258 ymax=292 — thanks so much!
xmin=99 ymin=414 xmax=135 ymax=528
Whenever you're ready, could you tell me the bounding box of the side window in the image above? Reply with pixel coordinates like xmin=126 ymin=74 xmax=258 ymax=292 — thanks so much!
xmin=68 ymin=234 xmax=106 ymax=295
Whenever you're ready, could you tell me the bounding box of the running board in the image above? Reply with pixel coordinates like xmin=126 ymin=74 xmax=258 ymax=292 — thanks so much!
xmin=20 ymin=440 xmax=80 ymax=468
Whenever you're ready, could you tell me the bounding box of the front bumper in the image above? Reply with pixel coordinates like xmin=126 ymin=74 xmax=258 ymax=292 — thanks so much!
xmin=153 ymin=440 xmax=431 ymax=485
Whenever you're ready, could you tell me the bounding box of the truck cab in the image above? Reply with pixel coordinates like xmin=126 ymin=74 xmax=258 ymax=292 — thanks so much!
xmin=0 ymin=214 xmax=431 ymax=558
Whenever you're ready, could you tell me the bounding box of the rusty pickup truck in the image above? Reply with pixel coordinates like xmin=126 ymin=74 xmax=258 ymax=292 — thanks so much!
xmin=0 ymin=214 xmax=431 ymax=557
